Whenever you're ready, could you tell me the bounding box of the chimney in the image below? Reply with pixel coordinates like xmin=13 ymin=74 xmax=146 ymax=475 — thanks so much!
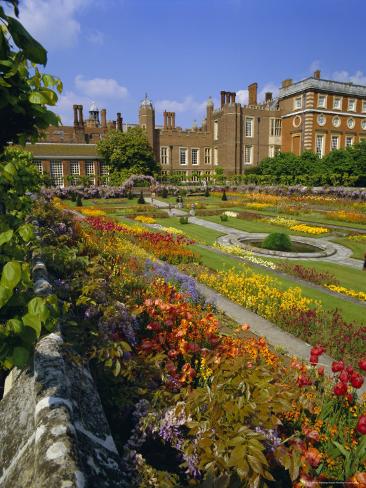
xmin=281 ymin=79 xmax=293 ymax=88
xmin=171 ymin=112 xmax=176 ymax=129
xmin=117 ymin=112 xmax=123 ymax=131
xmin=73 ymin=104 xmax=79 ymax=127
xmin=101 ymin=108 xmax=107 ymax=128
xmin=220 ymin=91 xmax=225 ymax=107
xmin=313 ymin=70 xmax=321 ymax=79
xmin=265 ymin=92 xmax=272 ymax=102
xmin=163 ymin=111 xmax=167 ymax=129
xmin=248 ymin=83 xmax=257 ymax=105
xmin=78 ymin=105 xmax=84 ymax=127
xmin=231 ymin=92 xmax=236 ymax=104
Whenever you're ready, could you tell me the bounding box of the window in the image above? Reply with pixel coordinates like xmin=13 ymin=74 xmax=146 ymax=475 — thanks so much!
xmin=70 ymin=161 xmax=80 ymax=175
xmin=315 ymin=135 xmax=325 ymax=157
xmin=179 ymin=147 xmax=188 ymax=165
xmin=270 ymin=118 xmax=281 ymax=136
xmin=348 ymin=98 xmax=356 ymax=111
xmin=204 ymin=147 xmax=211 ymax=164
xmin=331 ymin=136 xmax=339 ymax=151
xmin=85 ymin=161 xmax=95 ymax=176
xmin=362 ymin=101 xmax=366 ymax=113
xmin=244 ymin=145 xmax=253 ymax=164
xmin=191 ymin=148 xmax=199 ymax=165
xmin=333 ymin=97 xmax=342 ymax=110
xmin=214 ymin=147 xmax=218 ymax=165
xmin=100 ymin=162 xmax=109 ymax=176
xmin=269 ymin=146 xmax=275 ymax=158
xmin=317 ymin=114 xmax=326 ymax=126
xmin=318 ymin=94 xmax=327 ymax=108
xmin=34 ymin=161 xmax=43 ymax=174
xmin=294 ymin=96 xmax=302 ymax=109
xmin=347 ymin=118 xmax=355 ymax=129
xmin=361 ymin=119 xmax=366 ymax=130
xmin=214 ymin=120 xmax=218 ymax=140
xmin=245 ymin=117 xmax=254 ymax=137
xmin=160 ymin=147 xmax=168 ymax=165
xmin=50 ymin=160 xmax=64 ymax=187
xmin=345 ymin=136 xmax=354 ymax=147
xmin=332 ymin=116 xmax=341 ymax=128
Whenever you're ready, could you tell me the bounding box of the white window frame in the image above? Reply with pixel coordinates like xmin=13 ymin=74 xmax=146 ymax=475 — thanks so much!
xmin=160 ymin=146 xmax=169 ymax=165
xmin=331 ymin=135 xmax=339 ymax=151
xmin=179 ymin=147 xmax=188 ymax=165
xmin=333 ymin=96 xmax=342 ymax=110
xmin=100 ymin=162 xmax=109 ymax=176
xmin=348 ymin=98 xmax=356 ymax=112
xmin=50 ymin=160 xmax=64 ymax=187
xmin=204 ymin=147 xmax=211 ymax=164
xmin=362 ymin=100 xmax=366 ymax=113
xmin=191 ymin=148 xmax=199 ymax=165
xmin=315 ymin=134 xmax=325 ymax=158
xmin=294 ymin=96 xmax=302 ymax=110
xmin=34 ymin=160 xmax=43 ymax=174
xmin=245 ymin=117 xmax=254 ymax=137
xmin=213 ymin=120 xmax=219 ymax=140
xmin=244 ymin=145 xmax=253 ymax=164
xmin=213 ymin=147 xmax=218 ymax=165
xmin=70 ymin=161 xmax=80 ymax=176
xmin=270 ymin=118 xmax=281 ymax=136
xmin=317 ymin=94 xmax=327 ymax=108
xmin=345 ymin=136 xmax=354 ymax=147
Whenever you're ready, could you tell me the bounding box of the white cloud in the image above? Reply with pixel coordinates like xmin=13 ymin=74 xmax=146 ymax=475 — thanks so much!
xmin=236 ymin=89 xmax=248 ymax=105
xmin=333 ymin=70 xmax=366 ymax=86
xmin=86 ymin=30 xmax=104 ymax=45
xmin=54 ymin=90 xmax=90 ymax=125
xmin=75 ymin=75 xmax=128 ymax=99
xmin=19 ymin=0 xmax=91 ymax=49
xmin=236 ymin=83 xmax=278 ymax=105
xmin=155 ymin=96 xmax=208 ymax=114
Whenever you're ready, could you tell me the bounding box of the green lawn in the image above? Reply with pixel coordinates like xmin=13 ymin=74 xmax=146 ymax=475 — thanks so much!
xmin=331 ymin=238 xmax=365 ymax=260
xmin=156 ymin=217 xmax=224 ymax=245
xmin=191 ymin=245 xmax=366 ymax=325
xmin=200 ymin=215 xmax=330 ymax=239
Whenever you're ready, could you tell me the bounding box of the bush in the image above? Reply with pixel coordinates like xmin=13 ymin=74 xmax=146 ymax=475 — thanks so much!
xmin=221 ymin=189 xmax=228 ymax=201
xmin=204 ymin=186 xmax=210 ymax=197
xmin=262 ymin=232 xmax=292 ymax=252
xmin=128 ymin=189 xmax=133 ymax=200
xmin=137 ymin=191 xmax=145 ymax=204
xmin=220 ymin=214 xmax=228 ymax=221
xmin=161 ymin=187 xmax=168 ymax=198
xmin=180 ymin=216 xmax=189 ymax=224
xmin=76 ymin=195 xmax=83 ymax=207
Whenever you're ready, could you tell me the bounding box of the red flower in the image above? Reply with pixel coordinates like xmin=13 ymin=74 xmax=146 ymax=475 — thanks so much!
xmin=304 ymin=447 xmax=322 ymax=468
xmin=350 ymin=372 xmax=364 ymax=389
xmin=297 ymin=374 xmax=312 ymax=387
xmin=333 ymin=382 xmax=347 ymax=396
xmin=347 ymin=393 xmax=354 ymax=403
xmin=346 ymin=365 xmax=354 ymax=375
xmin=310 ymin=345 xmax=325 ymax=357
xmin=310 ymin=354 xmax=319 ymax=365
xmin=332 ymin=360 xmax=344 ymax=373
xmin=317 ymin=366 xmax=325 ymax=376
xmin=356 ymin=415 xmax=366 ymax=435
xmin=339 ymin=370 xmax=349 ymax=383
xmin=359 ymin=358 xmax=366 ymax=372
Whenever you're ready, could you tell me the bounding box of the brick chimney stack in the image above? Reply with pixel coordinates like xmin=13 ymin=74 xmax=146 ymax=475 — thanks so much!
xmin=116 ymin=112 xmax=123 ymax=131
xmin=78 ymin=105 xmax=84 ymax=127
xmin=101 ymin=108 xmax=107 ymax=129
xmin=248 ymin=83 xmax=258 ymax=105
xmin=163 ymin=111 xmax=167 ymax=129
xmin=73 ymin=105 xmax=79 ymax=127
xmin=281 ymin=79 xmax=293 ymax=88
xmin=220 ymin=91 xmax=225 ymax=107
xmin=313 ymin=70 xmax=321 ymax=79
xmin=265 ymin=92 xmax=272 ymax=102
xmin=171 ymin=112 xmax=176 ymax=129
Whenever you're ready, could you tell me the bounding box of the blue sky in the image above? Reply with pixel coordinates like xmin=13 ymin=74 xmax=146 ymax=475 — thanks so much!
xmin=18 ymin=0 xmax=366 ymax=128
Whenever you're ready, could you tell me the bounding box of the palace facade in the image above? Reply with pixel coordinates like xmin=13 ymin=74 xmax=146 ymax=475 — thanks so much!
xmin=26 ymin=70 xmax=366 ymax=186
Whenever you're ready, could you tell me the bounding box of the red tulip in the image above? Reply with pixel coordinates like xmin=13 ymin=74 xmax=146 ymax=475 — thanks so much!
xmin=346 ymin=365 xmax=354 ymax=375
xmin=317 ymin=366 xmax=325 ymax=376
xmin=310 ymin=354 xmax=319 ymax=365
xmin=347 ymin=393 xmax=354 ymax=403
xmin=332 ymin=360 xmax=344 ymax=373
xmin=356 ymin=415 xmax=366 ymax=435
xmin=358 ymin=358 xmax=366 ymax=372
xmin=310 ymin=345 xmax=324 ymax=357
xmin=350 ymin=373 xmax=364 ymax=389
xmin=339 ymin=370 xmax=349 ymax=383
xmin=333 ymin=382 xmax=347 ymax=396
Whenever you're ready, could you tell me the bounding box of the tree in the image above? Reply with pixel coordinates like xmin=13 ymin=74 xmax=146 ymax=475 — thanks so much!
xmin=0 ymin=0 xmax=62 ymax=151
xmin=97 ymin=127 xmax=158 ymax=176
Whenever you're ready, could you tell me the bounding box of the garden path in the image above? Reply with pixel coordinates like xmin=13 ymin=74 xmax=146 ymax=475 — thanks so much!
xmin=147 ymin=198 xmax=364 ymax=270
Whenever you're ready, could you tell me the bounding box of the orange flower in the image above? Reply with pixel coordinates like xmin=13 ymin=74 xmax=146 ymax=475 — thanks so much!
xmin=304 ymin=447 xmax=322 ymax=468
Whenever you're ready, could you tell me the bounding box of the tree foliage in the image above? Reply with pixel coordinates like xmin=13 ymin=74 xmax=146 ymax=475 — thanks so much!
xmin=0 ymin=0 xmax=62 ymax=150
xmin=97 ymin=127 xmax=158 ymax=176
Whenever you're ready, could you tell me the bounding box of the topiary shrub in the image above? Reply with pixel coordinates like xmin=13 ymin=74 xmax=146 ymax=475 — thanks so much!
xmin=128 ymin=189 xmax=133 ymax=200
xmin=222 ymin=189 xmax=228 ymax=201
xmin=137 ymin=190 xmax=145 ymax=204
xmin=76 ymin=195 xmax=83 ymax=207
xmin=161 ymin=187 xmax=168 ymax=198
xmin=220 ymin=214 xmax=228 ymax=221
xmin=180 ymin=216 xmax=189 ymax=224
xmin=204 ymin=186 xmax=210 ymax=197
xmin=262 ymin=232 xmax=292 ymax=252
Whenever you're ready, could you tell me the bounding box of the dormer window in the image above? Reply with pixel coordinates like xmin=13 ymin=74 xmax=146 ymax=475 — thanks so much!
xmin=294 ymin=96 xmax=302 ymax=110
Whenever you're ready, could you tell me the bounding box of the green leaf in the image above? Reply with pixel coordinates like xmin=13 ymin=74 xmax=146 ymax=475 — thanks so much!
xmin=6 ymin=17 xmax=47 ymax=65
xmin=22 ymin=313 xmax=41 ymax=338
xmin=12 ymin=346 xmax=30 ymax=368
xmin=28 ymin=297 xmax=50 ymax=322
xmin=0 ymin=285 xmax=13 ymax=309
xmin=4 ymin=162 xmax=16 ymax=176
xmin=6 ymin=318 xmax=23 ymax=334
xmin=1 ymin=261 xmax=21 ymax=289
xmin=20 ymin=326 xmax=37 ymax=345
xmin=113 ymin=360 xmax=121 ymax=376
xmin=18 ymin=224 xmax=34 ymax=242
xmin=0 ymin=229 xmax=13 ymax=246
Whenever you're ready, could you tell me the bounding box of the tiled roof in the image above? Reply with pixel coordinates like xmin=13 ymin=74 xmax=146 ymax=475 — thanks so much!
xmin=26 ymin=143 xmax=101 ymax=159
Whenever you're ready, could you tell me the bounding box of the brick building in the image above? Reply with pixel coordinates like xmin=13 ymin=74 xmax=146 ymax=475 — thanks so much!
xmin=26 ymin=71 xmax=366 ymax=186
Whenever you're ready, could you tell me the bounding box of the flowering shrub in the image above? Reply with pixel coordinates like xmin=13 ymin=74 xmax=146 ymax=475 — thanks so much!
xmin=134 ymin=215 xmax=156 ymax=224
xmin=277 ymin=263 xmax=339 ymax=286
